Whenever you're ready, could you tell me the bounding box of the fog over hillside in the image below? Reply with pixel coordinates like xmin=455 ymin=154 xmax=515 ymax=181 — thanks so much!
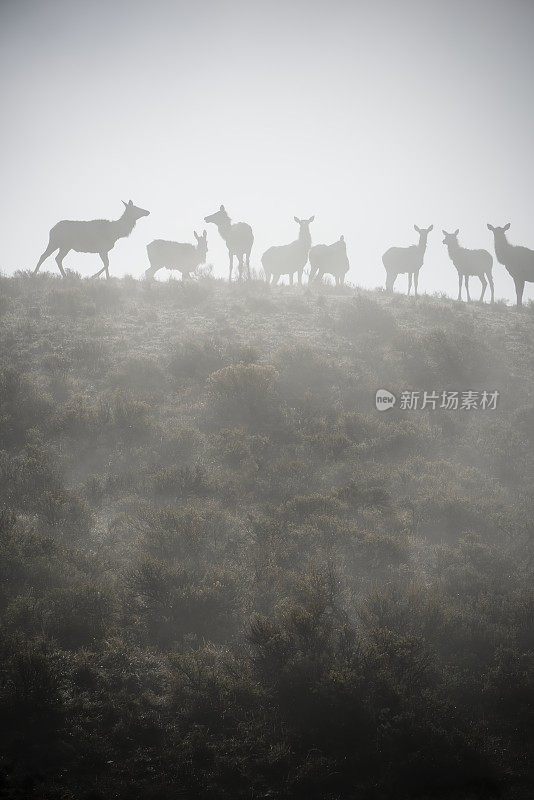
xmin=1 ymin=273 xmax=534 ymax=798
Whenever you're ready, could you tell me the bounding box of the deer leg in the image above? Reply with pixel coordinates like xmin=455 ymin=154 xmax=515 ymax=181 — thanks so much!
xmin=34 ymin=240 xmax=58 ymax=274
xmin=457 ymin=272 xmax=462 ymax=301
xmin=487 ymin=272 xmax=494 ymax=304
xmin=246 ymin=251 xmax=251 ymax=280
xmin=385 ymin=273 xmax=395 ymax=293
xmin=514 ymin=276 xmax=525 ymax=307
xmin=297 ymin=269 xmax=303 ymax=286
xmin=92 ymin=252 xmax=109 ymax=279
xmin=101 ymin=252 xmax=110 ymax=279
xmin=414 ymin=271 xmax=419 ymax=297
xmin=407 ymin=273 xmax=412 ymax=296
xmin=465 ymin=275 xmax=471 ymax=302
xmin=228 ymin=252 xmax=233 ymax=282
xmin=237 ymin=255 xmax=244 ymax=281
xmin=55 ymin=248 xmax=69 ymax=277
xmin=479 ymin=274 xmax=487 ymax=303
xmin=289 ymin=272 xmax=294 ymax=286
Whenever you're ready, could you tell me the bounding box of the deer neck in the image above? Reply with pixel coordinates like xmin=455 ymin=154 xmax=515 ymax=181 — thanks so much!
xmin=417 ymin=234 xmax=428 ymax=254
xmin=114 ymin=211 xmax=137 ymax=241
xmin=447 ymin=240 xmax=460 ymax=260
xmin=494 ymin=232 xmax=511 ymax=264
xmin=216 ymin=218 xmax=232 ymax=243
xmin=299 ymin=228 xmax=311 ymax=252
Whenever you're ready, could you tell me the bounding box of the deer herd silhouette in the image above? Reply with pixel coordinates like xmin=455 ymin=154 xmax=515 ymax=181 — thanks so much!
xmin=33 ymin=201 xmax=534 ymax=307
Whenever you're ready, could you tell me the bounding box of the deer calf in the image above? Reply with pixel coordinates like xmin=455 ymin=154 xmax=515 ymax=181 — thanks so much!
xmin=145 ymin=230 xmax=208 ymax=280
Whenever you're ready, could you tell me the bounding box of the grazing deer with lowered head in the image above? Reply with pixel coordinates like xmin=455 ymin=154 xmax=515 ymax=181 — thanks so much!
xmin=262 ymin=216 xmax=314 ymax=285
xmin=309 ymin=235 xmax=350 ymax=286
xmin=204 ymin=205 xmax=253 ymax=281
xmin=487 ymin=223 xmax=534 ymax=307
xmin=442 ymin=229 xmax=494 ymax=303
xmin=382 ymin=224 xmax=433 ymax=296
xmin=34 ymin=200 xmax=150 ymax=278
xmin=145 ymin=230 xmax=208 ymax=280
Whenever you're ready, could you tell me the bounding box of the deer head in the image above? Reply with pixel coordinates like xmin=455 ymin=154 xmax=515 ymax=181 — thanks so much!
xmin=487 ymin=223 xmax=511 ymax=236
xmin=194 ymin=229 xmax=208 ymax=261
xmin=414 ymin=224 xmax=433 ymax=248
xmin=204 ymin=205 xmax=231 ymax=226
xmin=414 ymin=224 xmax=433 ymax=236
xmin=122 ymin=199 xmax=150 ymax=219
xmin=442 ymin=228 xmax=460 ymax=246
xmin=294 ymin=215 xmax=315 ymax=241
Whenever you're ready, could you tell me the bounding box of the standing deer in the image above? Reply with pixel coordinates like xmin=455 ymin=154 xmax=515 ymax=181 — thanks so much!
xmin=442 ymin=229 xmax=494 ymax=303
xmin=382 ymin=224 xmax=433 ymax=296
xmin=309 ymin=235 xmax=350 ymax=286
xmin=34 ymin=200 xmax=150 ymax=278
xmin=262 ymin=216 xmax=314 ymax=285
xmin=145 ymin=230 xmax=208 ymax=280
xmin=204 ymin=205 xmax=253 ymax=281
xmin=487 ymin=223 xmax=534 ymax=307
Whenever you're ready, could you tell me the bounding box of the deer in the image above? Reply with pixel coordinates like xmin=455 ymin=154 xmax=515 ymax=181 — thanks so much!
xmin=262 ymin=216 xmax=314 ymax=285
xmin=442 ymin=229 xmax=494 ymax=303
xmin=382 ymin=224 xmax=433 ymax=296
xmin=34 ymin=200 xmax=150 ymax=279
xmin=203 ymin=205 xmax=253 ymax=281
xmin=309 ymin=235 xmax=350 ymax=286
xmin=487 ymin=223 xmax=534 ymax=307
xmin=145 ymin=230 xmax=208 ymax=280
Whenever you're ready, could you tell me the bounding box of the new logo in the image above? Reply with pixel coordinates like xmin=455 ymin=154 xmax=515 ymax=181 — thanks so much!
xmin=375 ymin=389 xmax=396 ymax=411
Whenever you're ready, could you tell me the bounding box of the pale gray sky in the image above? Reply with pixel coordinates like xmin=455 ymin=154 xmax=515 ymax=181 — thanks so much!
xmin=1 ymin=0 xmax=533 ymax=300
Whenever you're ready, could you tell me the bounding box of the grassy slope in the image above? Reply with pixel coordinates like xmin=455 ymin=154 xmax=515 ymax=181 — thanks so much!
xmin=1 ymin=272 xmax=534 ymax=799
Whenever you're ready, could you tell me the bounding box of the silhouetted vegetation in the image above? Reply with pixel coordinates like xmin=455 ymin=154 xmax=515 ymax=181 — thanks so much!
xmin=1 ymin=273 xmax=534 ymax=799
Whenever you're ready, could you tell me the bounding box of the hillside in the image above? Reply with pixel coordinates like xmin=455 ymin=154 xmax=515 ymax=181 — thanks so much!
xmin=1 ymin=272 xmax=534 ymax=800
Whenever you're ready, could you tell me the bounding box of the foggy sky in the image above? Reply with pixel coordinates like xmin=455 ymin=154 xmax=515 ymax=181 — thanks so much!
xmin=1 ymin=0 xmax=533 ymax=301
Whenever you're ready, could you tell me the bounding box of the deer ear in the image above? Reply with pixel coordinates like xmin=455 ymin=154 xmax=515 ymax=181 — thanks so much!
xmin=340 ymin=235 xmax=344 ymax=241
xmin=428 ymin=225 xmax=433 ymax=232
xmin=194 ymin=231 xmax=199 ymax=240
xmin=128 ymin=200 xmax=133 ymax=206
xmin=308 ymin=215 xmax=315 ymax=223
xmin=122 ymin=200 xmax=128 ymax=207
xmin=414 ymin=225 xmax=421 ymax=233
xmin=220 ymin=205 xmax=225 ymax=212
xmin=203 ymin=229 xmax=207 ymax=237
xmin=487 ymin=224 xmax=494 ymax=231
xmin=504 ymin=222 xmax=511 ymax=231
xmin=454 ymin=228 xmax=459 ymax=236
xmin=294 ymin=216 xmax=301 ymax=224
xmin=442 ymin=230 xmax=448 ymax=236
